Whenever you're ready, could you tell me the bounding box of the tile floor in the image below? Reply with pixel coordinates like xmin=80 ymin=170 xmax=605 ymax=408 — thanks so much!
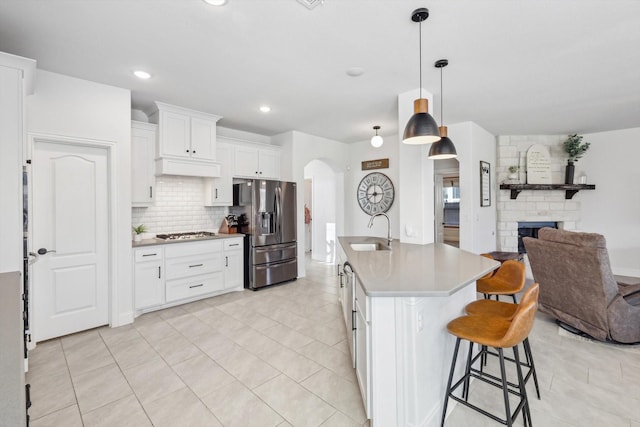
xmin=26 ymin=256 xmax=640 ymax=426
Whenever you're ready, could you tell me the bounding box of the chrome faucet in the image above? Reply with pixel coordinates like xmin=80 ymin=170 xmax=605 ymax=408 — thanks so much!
xmin=368 ymin=213 xmax=392 ymax=247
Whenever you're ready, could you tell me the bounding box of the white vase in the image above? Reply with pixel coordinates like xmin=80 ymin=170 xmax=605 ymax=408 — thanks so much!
xmin=133 ymin=234 xmax=142 ymax=242
xmin=508 ymin=173 xmax=518 ymax=180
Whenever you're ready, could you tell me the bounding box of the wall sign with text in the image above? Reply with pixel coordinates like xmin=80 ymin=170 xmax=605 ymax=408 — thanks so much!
xmin=480 ymin=161 xmax=491 ymax=207
xmin=361 ymin=158 xmax=389 ymax=170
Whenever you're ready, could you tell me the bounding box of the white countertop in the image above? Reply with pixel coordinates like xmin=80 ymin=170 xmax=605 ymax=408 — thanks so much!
xmin=338 ymin=236 xmax=500 ymax=297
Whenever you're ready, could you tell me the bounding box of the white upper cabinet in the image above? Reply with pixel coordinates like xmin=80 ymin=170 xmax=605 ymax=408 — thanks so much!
xmin=204 ymin=141 xmax=234 ymax=206
xmin=234 ymin=144 xmax=281 ymax=179
xmin=131 ymin=121 xmax=157 ymax=206
xmin=149 ymin=102 xmax=222 ymax=177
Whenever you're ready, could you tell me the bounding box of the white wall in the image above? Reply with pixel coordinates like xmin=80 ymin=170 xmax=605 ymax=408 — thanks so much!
xmin=345 ymin=134 xmax=400 ymax=240
xmin=304 ymin=160 xmax=337 ymax=263
xmin=579 ymin=127 xmax=640 ymax=276
xmin=27 ymin=70 xmax=133 ymax=326
xmin=273 ymin=130 xmax=347 ymax=276
xmin=449 ymin=122 xmax=498 ymax=254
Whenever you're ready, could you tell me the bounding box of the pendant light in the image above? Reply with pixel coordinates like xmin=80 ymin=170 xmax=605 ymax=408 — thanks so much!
xmin=403 ymin=8 xmax=440 ymax=145
xmin=371 ymin=126 xmax=383 ymax=148
xmin=428 ymin=59 xmax=458 ymax=159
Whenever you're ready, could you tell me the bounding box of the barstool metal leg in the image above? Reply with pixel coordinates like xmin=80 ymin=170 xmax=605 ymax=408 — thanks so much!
xmin=497 ymin=348 xmax=513 ymax=427
xmin=524 ymin=338 xmax=541 ymax=399
xmin=441 ymin=338 xmax=461 ymax=427
xmin=513 ymin=345 xmax=532 ymax=427
xmin=463 ymin=342 xmax=474 ymax=401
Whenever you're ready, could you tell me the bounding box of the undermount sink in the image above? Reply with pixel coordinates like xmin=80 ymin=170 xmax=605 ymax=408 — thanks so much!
xmin=349 ymin=242 xmax=391 ymax=252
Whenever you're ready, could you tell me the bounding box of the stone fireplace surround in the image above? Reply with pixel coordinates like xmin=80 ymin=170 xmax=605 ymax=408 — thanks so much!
xmin=497 ymin=135 xmax=584 ymax=252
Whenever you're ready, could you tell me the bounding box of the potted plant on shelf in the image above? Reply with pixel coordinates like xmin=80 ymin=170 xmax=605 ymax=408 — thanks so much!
xmin=132 ymin=224 xmax=147 ymax=242
xmin=563 ymin=134 xmax=590 ymax=184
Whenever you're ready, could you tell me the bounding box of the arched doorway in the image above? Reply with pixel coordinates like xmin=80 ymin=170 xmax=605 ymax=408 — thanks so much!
xmin=303 ymin=159 xmax=344 ymax=263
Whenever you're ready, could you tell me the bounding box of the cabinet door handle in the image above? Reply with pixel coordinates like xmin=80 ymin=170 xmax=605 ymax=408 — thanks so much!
xmin=255 ymin=171 xmax=258 ymax=175
xmin=259 ymin=171 xmax=263 ymax=174
xmin=215 ymin=188 xmax=218 ymax=199
xmin=158 ymin=266 xmax=161 ymax=279
xmin=225 ymin=256 xmax=228 ymax=267
xmin=149 ymin=186 xmax=153 ymax=198
xmin=189 ymin=284 xmax=204 ymax=289
xmin=186 ymin=149 xmax=190 ymax=153
xmin=189 ymin=263 xmax=203 ymax=268
xmin=143 ymin=253 xmax=157 ymax=257
xmin=229 ymin=243 xmax=239 ymax=247
xmin=192 ymin=150 xmax=196 ymax=154
xmin=352 ymin=310 xmax=357 ymax=331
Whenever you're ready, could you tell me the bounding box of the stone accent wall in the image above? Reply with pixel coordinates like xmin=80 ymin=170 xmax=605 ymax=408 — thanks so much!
xmin=496 ymin=135 xmax=585 ymax=252
xmin=132 ymin=175 xmax=227 ymax=234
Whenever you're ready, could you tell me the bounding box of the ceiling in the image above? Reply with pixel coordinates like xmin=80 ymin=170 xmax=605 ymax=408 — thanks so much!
xmin=1 ymin=0 xmax=639 ymax=143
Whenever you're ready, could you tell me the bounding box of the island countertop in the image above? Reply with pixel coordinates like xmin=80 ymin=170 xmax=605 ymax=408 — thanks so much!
xmin=338 ymin=236 xmax=499 ymax=297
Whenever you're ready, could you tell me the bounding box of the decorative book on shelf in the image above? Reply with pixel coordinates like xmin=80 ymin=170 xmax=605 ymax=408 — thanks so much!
xmin=499 ymin=183 xmax=596 ymax=200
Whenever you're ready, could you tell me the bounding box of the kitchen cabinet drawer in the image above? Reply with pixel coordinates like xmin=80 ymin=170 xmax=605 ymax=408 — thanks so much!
xmin=134 ymin=247 xmax=163 ymax=262
xmin=165 ymin=240 xmax=223 ymax=258
xmin=165 ymin=272 xmax=224 ymax=302
xmin=355 ymin=279 xmax=370 ymax=322
xmin=165 ymin=252 xmax=222 ymax=280
xmin=223 ymin=238 xmax=243 ymax=250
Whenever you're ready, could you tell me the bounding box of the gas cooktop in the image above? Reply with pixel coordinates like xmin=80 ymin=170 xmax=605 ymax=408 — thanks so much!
xmin=156 ymin=231 xmax=217 ymax=240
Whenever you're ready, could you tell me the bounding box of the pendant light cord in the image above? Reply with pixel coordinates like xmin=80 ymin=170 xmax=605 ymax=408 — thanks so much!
xmin=419 ymin=20 xmax=422 ymax=99
xmin=440 ymin=65 xmax=444 ymax=124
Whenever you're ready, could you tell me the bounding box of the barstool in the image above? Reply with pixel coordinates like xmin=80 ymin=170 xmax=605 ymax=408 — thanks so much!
xmin=466 ymin=283 xmax=541 ymax=399
xmin=441 ymin=300 xmax=538 ymax=427
xmin=476 ymin=259 xmax=525 ymax=303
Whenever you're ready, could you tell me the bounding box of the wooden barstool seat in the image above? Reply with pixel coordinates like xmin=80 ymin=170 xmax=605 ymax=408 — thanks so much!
xmin=465 ymin=283 xmax=541 ymax=399
xmin=441 ymin=300 xmax=537 ymax=427
xmin=476 ymin=259 xmax=525 ymax=302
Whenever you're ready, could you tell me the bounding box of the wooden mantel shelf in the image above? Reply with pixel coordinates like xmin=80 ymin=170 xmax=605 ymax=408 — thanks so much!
xmin=499 ymin=183 xmax=596 ymax=200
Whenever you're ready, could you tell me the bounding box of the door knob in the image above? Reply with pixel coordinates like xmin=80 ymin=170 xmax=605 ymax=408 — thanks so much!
xmin=37 ymin=248 xmax=56 ymax=255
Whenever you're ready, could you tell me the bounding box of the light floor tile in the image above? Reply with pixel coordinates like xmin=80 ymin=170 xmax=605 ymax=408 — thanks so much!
xmin=262 ymin=323 xmax=315 ymax=349
xmin=30 ymin=404 xmax=82 ymax=427
xmin=302 ymin=368 xmax=366 ymax=424
xmin=298 ymin=339 xmax=355 ymax=380
xmin=194 ymin=330 xmax=242 ymax=360
xmin=254 ymin=374 xmax=336 ymax=427
xmin=216 ymin=347 xmax=281 ymax=389
xmin=259 ymin=343 xmax=323 ymax=383
xmin=109 ymin=335 xmax=160 ymax=370
xmin=172 ymin=353 xmax=236 ymax=398
xmin=26 ymin=339 xmax=67 ymax=379
xmin=63 ymin=334 xmax=114 ymax=378
xmin=122 ymin=357 xmax=186 ymax=405
xmin=144 ymin=387 xmax=222 ymax=427
xmin=72 ymin=363 xmax=133 ymax=414
xmin=319 ymin=411 xmax=363 ymax=427
xmin=151 ymin=332 xmax=203 ymax=366
xmin=27 ymin=370 xmax=77 ymax=420
xmin=82 ymin=395 xmax=152 ymax=427
xmin=201 ymin=380 xmax=284 ymax=427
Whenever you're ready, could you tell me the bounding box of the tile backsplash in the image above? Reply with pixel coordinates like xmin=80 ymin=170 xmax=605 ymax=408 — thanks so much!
xmin=132 ymin=175 xmax=227 ymax=234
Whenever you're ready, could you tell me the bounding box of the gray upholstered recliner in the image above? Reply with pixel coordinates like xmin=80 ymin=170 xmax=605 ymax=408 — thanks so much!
xmin=524 ymin=227 xmax=640 ymax=343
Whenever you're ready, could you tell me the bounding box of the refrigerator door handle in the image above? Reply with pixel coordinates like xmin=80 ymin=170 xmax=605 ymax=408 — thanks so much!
xmin=275 ymin=186 xmax=282 ymax=242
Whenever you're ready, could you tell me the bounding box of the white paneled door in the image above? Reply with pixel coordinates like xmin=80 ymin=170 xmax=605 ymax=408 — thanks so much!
xmin=32 ymin=140 xmax=109 ymax=342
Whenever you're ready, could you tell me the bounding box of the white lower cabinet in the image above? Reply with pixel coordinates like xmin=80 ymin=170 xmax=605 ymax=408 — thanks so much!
xmin=134 ymin=247 xmax=165 ymax=310
xmin=223 ymin=238 xmax=243 ymax=289
xmin=134 ymin=238 xmax=244 ymax=314
xmin=355 ymin=279 xmax=372 ymax=419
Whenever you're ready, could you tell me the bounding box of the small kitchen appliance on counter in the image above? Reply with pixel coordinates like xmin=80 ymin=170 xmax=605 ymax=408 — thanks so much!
xmin=232 ymin=179 xmax=297 ymax=290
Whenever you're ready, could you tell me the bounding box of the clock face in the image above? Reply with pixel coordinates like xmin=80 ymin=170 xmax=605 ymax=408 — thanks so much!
xmin=357 ymin=172 xmax=395 ymax=215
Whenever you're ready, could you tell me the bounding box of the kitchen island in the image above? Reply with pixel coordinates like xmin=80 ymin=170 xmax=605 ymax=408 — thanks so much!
xmin=338 ymin=236 xmax=499 ymax=427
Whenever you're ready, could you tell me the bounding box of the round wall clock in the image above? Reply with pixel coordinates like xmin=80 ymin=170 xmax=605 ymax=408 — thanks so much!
xmin=357 ymin=172 xmax=395 ymax=215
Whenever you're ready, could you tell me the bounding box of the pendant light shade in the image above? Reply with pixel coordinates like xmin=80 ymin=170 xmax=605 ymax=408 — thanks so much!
xmin=402 ymin=8 xmax=441 ymax=145
xmin=371 ymin=126 xmax=383 ymax=148
xmin=428 ymin=59 xmax=457 ymax=159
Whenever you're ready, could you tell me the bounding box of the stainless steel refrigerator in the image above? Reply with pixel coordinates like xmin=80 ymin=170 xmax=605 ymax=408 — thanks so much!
xmin=233 ymin=179 xmax=297 ymax=290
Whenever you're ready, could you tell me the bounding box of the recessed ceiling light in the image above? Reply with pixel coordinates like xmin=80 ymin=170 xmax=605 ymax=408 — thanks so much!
xmin=259 ymin=105 xmax=271 ymax=113
xmin=346 ymin=67 xmax=364 ymax=77
xmin=133 ymin=70 xmax=151 ymax=80
xmin=203 ymin=0 xmax=227 ymax=5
